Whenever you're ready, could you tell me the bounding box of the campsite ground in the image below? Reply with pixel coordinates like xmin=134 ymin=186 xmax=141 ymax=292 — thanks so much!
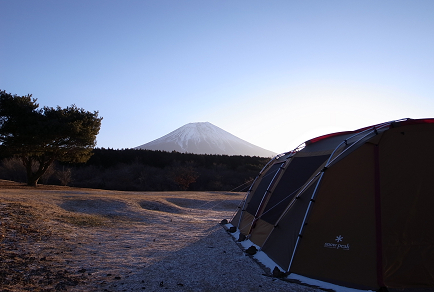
xmin=0 ymin=180 xmax=320 ymax=292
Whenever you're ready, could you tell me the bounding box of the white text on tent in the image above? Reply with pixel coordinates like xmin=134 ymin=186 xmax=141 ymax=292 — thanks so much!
xmin=324 ymin=243 xmax=350 ymax=250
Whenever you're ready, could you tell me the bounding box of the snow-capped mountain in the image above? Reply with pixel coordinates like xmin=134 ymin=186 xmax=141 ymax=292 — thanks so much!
xmin=135 ymin=122 xmax=276 ymax=157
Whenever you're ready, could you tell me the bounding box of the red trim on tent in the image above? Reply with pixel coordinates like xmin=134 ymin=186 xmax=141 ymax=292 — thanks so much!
xmin=305 ymin=118 xmax=434 ymax=145
xmin=305 ymin=131 xmax=356 ymax=145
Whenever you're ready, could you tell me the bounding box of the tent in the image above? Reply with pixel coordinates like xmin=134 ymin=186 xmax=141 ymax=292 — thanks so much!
xmin=229 ymin=118 xmax=434 ymax=290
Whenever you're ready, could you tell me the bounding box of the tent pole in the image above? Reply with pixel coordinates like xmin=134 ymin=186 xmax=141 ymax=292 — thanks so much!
xmin=230 ymin=192 xmax=249 ymax=224
xmin=249 ymin=159 xmax=289 ymax=234
xmin=287 ymin=171 xmax=325 ymax=272
xmin=259 ymin=174 xmax=319 ymax=251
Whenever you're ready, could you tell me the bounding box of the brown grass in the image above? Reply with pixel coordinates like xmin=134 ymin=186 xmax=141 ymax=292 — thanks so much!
xmin=57 ymin=214 xmax=109 ymax=227
xmin=0 ymin=179 xmax=245 ymax=291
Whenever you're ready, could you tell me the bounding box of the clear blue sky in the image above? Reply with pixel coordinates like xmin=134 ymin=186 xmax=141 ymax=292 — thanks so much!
xmin=1 ymin=0 xmax=433 ymax=154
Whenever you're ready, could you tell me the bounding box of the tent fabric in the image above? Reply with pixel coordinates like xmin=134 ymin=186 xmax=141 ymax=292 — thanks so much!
xmin=230 ymin=118 xmax=434 ymax=290
xmin=260 ymin=155 xmax=330 ymax=225
xmin=290 ymin=143 xmax=378 ymax=289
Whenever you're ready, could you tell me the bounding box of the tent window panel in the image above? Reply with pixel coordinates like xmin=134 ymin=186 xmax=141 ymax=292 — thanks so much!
xmin=245 ymin=163 xmax=282 ymax=215
xmin=261 ymin=155 xmax=330 ymax=225
xmin=261 ymin=183 xmax=318 ymax=271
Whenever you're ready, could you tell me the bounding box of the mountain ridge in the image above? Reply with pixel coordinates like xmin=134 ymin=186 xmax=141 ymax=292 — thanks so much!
xmin=135 ymin=122 xmax=276 ymax=157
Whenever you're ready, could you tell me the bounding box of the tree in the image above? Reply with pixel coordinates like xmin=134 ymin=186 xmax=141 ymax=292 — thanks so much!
xmin=0 ymin=90 xmax=102 ymax=186
xmin=170 ymin=161 xmax=199 ymax=190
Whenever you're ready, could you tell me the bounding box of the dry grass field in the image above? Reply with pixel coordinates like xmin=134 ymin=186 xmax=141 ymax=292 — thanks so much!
xmin=0 ymin=180 xmax=319 ymax=292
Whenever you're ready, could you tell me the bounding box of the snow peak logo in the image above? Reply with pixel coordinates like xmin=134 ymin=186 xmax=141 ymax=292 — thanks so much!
xmin=324 ymin=235 xmax=350 ymax=250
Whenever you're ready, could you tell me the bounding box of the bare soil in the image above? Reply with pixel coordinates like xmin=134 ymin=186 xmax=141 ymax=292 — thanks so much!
xmin=0 ymin=180 xmax=319 ymax=292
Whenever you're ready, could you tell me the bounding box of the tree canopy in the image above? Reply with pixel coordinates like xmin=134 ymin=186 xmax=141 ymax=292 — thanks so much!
xmin=0 ymin=90 xmax=102 ymax=186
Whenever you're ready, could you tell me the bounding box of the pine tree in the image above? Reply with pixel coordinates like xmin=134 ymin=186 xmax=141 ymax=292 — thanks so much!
xmin=0 ymin=90 xmax=102 ymax=186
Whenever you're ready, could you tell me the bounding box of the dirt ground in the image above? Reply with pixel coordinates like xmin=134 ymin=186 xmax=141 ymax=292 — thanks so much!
xmin=0 ymin=180 xmax=320 ymax=292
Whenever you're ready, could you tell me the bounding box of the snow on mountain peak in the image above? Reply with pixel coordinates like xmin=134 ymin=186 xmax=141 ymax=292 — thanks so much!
xmin=135 ymin=122 xmax=276 ymax=157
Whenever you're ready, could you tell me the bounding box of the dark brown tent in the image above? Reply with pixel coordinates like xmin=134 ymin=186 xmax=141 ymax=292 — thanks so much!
xmin=229 ymin=118 xmax=434 ymax=290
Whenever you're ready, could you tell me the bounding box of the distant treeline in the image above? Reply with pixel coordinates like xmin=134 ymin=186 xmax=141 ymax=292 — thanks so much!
xmin=0 ymin=148 xmax=271 ymax=191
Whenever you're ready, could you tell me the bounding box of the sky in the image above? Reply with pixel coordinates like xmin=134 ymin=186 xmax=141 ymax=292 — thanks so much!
xmin=1 ymin=0 xmax=433 ymax=154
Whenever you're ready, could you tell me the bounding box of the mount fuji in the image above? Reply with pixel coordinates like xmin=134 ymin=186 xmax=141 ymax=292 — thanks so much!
xmin=135 ymin=122 xmax=276 ymax=157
